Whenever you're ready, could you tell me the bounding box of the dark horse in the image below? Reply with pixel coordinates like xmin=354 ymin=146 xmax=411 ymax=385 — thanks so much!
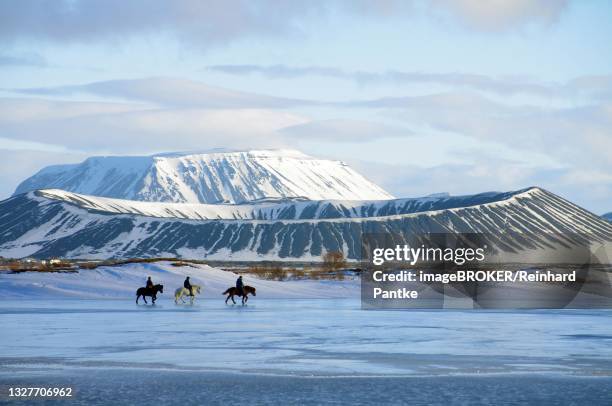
xmin=223 ymin=286 xmax=256 ymax=304
xmin=136 ymin=284 xmax=164 ymax=304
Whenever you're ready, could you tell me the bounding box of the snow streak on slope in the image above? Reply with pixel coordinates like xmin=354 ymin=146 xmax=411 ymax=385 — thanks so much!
xmin=1 ymin=188 xmax=611 ymax=261
xmin=14 ymin=150 xmax=393 ymax=203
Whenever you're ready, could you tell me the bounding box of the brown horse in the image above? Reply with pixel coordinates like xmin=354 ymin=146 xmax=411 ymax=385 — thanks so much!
xmin=223 ymin=285 xmax=256 ymax=304
xmin=136 ymin=284 xmax=163 ymax=304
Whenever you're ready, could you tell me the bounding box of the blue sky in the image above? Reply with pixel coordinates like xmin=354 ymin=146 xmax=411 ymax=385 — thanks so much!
xmin=0 ymin=0 xmax=611 ymax=213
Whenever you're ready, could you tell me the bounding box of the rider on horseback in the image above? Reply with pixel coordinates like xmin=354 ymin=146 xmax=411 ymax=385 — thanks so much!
xmin=236 ymin=275 xmax=244 ymax=296
xmin=146 ymin=276 xmax=154 ymax=290
xmin=184 ymin=276 xmax=194 ymax=297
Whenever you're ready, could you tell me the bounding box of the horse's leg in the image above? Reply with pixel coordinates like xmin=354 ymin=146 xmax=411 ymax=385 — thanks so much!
xmin=143 ymin=296 xmax=147 ymax=304
xmin=136 ymin=294 xmax=140 ymax=304
xmin=231 ymin=295 xmax=236 ymax=304
xmin=225 ymin=295 xmax=229 ymax=304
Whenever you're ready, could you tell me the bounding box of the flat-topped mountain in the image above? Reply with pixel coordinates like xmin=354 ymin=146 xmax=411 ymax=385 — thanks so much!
xmin=14 ymin=149 xmax=393 ymax=204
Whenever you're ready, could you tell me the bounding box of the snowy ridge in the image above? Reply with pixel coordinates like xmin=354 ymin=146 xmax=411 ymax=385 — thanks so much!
xmin=1 ymin=187 xmax=610 ymax=261
xmin=34 ymin=188 xmax=533 ymax=221
xmin=14 ymin=149 xmax=393 ymax=203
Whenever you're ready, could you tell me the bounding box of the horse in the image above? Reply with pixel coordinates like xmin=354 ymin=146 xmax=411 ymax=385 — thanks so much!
xmin=136 ymin=284 xmax=163 ymax=304
xmin=174 ymin=284 xmax=202 ymax=304
xmin=223 ymin=285 xmax=256 ymax=304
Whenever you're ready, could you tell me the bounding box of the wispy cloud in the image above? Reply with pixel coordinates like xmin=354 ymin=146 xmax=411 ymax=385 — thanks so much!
xmin=0 ymin=98 xmax=308 ymax=152
xmin=7 ymin=78 xmax=612 ymax=169
xmin=11 ymin=77 xmax=310 ymax=109
xmin=281 ymin=119 xmax=413 ymax=143
xmin=208 ymin=64 xmax=612 ymax=101
xmin=0 ymin=52 xmax=46 ymax=67
xmin=351 ymin=91 xmax=612 ymax=172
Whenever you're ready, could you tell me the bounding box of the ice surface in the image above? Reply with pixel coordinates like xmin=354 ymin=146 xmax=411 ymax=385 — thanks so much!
xmin=2 ymin=369 xmax=611 ymax=406
xmin=1 ymin=295 xmax=612 ymax=404
xmin=1 ymin=299 xmax=611 ymax=378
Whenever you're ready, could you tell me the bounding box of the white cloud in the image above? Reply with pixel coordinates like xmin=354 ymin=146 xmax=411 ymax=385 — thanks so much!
xmin=0 ymin=98 xmax=146 ymax=121
xmin=281 ymin=119 xmax=413 ymax=143
xmin=350 ymin=158 xmax=611 ymax=214
xmin=350 ymin=91 xmax=612 ymax=171
xmin=0 ymin=99 xmax=308 ymax=153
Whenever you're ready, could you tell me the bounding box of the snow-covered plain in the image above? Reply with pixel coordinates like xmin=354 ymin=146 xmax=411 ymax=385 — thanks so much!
xmin=0 ymin=261 xmax=359 ymax=299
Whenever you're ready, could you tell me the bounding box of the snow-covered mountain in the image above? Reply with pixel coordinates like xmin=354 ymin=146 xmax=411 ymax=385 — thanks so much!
xmin=14 ymin=149 xmax=393 ymax=203
xmin=1 ymin=187 xmax=610 ymax=261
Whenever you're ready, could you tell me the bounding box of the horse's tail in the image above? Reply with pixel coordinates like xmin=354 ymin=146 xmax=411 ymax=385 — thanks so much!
xmin=222 ymin=288 xmax=231 ymax=295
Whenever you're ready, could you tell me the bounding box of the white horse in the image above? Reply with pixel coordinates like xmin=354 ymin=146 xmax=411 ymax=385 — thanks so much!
xmin=174 ymin=284 xmax=201 ymax=304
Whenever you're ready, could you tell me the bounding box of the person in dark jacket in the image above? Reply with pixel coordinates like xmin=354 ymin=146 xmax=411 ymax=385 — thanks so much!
xmin=184 ymin=276 xmax=193 ymax=297
xmin=236 ymin=275 xmax=244 ymax=296
xmin=146 ymin=276 xmax=154 ymax=290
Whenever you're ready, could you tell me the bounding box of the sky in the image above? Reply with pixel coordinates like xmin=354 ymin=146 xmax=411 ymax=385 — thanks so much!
xmin=0 ymin=0 xmax=611 ymax=213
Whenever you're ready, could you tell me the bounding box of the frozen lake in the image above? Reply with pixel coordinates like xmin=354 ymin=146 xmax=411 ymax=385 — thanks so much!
xmin=1 ymin=299 xmax=612 ymax=404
